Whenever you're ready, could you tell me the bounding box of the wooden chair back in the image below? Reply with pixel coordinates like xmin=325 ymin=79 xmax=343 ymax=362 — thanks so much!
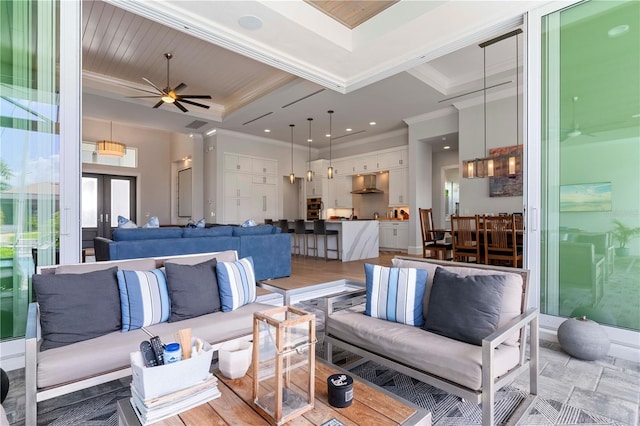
xmin=450 ymin=215 xmax=480 ymax=262
xmin=484 ymin=215 xmax=522 ymax=267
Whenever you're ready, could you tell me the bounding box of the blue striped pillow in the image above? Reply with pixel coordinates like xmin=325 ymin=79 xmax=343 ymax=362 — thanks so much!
xmin=364 ymin=264 xmax=427 ymax=326
xmin=216 ymin=257 xmax=257 ymax=312
xmin=117 ymin=269 xmax=171 ymax=331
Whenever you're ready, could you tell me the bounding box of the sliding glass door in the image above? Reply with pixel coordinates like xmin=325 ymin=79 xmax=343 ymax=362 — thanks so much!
xmin=539 ymin=1 xmax=640 ymax=336
xmin=0 ymin=1 xmax=60 ymax=339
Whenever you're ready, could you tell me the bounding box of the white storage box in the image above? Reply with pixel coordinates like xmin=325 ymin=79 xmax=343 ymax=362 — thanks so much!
xmin=130 ymin=339 xmax=213 ymax=399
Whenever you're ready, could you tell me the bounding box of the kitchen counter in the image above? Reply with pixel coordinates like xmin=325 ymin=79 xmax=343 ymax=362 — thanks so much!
xmin=297 ymin=220 xmax=379 ymax=262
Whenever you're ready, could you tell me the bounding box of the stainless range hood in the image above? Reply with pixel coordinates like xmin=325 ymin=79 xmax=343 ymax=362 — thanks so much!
xmin=351 ymin=174 xmax=384 ymax=194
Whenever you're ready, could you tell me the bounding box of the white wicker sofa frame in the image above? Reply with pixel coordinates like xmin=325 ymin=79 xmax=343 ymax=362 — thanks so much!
xmin=24 ymin=251 xmax=281 ymax=426
xmin=323 ymin=257 xmax=539 ymax=426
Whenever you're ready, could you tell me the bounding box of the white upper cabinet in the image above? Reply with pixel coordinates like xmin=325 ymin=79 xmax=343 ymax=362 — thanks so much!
xmin=378 ymin=148 xmax=407 ymax=170
xmin=388 ymin=167 xmax=408 ymax=206
xmin=252 ymin=158 xmax=277 ymax=175
xmin=353 ymin=155 xmax=377 ymax=173
xmin=224 ymin=153 xmax=252 ymax=172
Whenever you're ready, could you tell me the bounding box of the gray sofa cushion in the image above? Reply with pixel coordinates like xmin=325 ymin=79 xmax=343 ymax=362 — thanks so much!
xmin=36 ymin=302 xmax=274 ymax=389
xmin=423 ymin=267 xmax=506 ymax=345
xmin=165 ymin=258 xmax=221 ymax=322
xmin=33 ymin=267 xmax=122 ymax=350
xmin=392 ymin=258 xmax=523 ymax=346
xmin=327 ymin=306 xmax=520 ymax=391
xmin=55 ymin=258 xmax=156 ymax=274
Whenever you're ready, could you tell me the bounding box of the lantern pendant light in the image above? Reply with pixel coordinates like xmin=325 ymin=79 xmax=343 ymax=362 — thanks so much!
xmin=289 ymin=124 xmax=295 ymax=184
xmin=306 ymin=118 xmax=313 ymax=182
xmin=327 ymin=110 xmax=334 ymax=179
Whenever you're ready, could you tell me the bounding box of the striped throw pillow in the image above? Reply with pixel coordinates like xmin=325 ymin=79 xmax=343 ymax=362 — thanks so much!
xmin=364 ymin=264 xmax=428 ymax=326
xmin=117 ymin=269 xmax=171 ymax=331
xmin=216 ymin=257 xmax=257 ymax=312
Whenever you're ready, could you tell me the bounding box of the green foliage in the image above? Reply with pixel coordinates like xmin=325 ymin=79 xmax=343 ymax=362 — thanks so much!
xmin=0 ymin=159 xmax=12 ymax=191
xmin=0 ymin=246 xmax=14 ymax=258
xmin=611 ymin=219 xmax=640 ymax=248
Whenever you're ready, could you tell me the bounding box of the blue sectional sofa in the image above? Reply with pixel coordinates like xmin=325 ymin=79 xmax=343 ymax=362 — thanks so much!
xmin=94 ymin=225 xmax=291 ymax=280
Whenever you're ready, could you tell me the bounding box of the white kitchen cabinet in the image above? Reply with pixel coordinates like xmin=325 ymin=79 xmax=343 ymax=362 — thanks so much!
xmin=379 ymin=221 xmax=408 ymax=251
xmin=224 ymin=172 xmax=253 ymax=198
xmin=388 ymin=167 xmax=408 ymax=206
xmin=224 ymin=153 xmax=252 ymax=172
xmin=252 ymin=158 xmax=277 ymax=175
xmin=330 ymin=159 xmax=348 ymax=177
xmin=252 ymin=181 xmax=277 ymax=221
xmin=306 ymin=176 xmax=324 ymax=197
xmin=378 ymin=148 xmax=407 ymax=170
xmin=354 ymin=155 xmax=377 ymax=173
xmin=328 ymin=175 xmax=353 ymax=208
xmin=223 ymin=196 xmax=252 ymax=223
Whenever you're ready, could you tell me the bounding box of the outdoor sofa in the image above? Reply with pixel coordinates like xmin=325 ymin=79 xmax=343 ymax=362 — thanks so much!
xmin=323 ymin=256 xmax=539 ymax=426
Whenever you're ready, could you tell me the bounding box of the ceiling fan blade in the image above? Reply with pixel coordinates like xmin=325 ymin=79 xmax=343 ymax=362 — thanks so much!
xmin=173 ymin=82 xmax=187 ymax=93
xmin=178 ymin=94 xmax=212 ymax=99
xmin=152 ymin=100 xmax=164 ymax=109
xmin=180 ymin=99 xmax=211 ymax=109
xmin=142 ymin=77 xmax=165 ymax=95
xmin=174 ymin=100 xmax=188 ymax=112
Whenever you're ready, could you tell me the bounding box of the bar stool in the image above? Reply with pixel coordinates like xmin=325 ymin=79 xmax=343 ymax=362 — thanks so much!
xmin=264 ymin=219 xmax=273 ymax=225
xmin=278 ymin=219 xmax=293 ymax=235
xmin=293 ymin=219 xmax=313 ymax=256
xmin=313 ymin=220 xmax=340 ymax=260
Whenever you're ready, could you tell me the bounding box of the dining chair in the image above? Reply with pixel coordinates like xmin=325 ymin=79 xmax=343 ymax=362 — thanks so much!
xmin=450 ymin=215 xmax=481 ymax=263
xmin=419 ymin=208 xmax=452 ymax=260
xmin=483 ymin=215 xmax=522 ymax=267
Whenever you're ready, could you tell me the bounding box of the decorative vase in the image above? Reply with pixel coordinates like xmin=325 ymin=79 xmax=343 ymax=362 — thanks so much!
xmin=557 ymin=316 xmax=610 ymax=361
xmin=218 ymin=341 xmax=252 ymax=379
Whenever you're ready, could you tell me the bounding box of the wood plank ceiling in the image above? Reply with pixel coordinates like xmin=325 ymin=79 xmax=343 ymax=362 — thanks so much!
xmin=305 ymin=0 xmax=399 ymax=29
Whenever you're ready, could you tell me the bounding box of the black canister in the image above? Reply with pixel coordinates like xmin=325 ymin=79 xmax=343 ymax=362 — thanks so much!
xmin=327 ymin=373 xmax=354 ymax=408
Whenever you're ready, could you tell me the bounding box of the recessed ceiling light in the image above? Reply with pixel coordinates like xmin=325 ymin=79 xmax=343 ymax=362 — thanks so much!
xmin=369 ymin=122 xmax=376 ymax=126
xmin=238 ymin=15 xmax=262 ymax=30
xmin=307 ymin=138 xmax=312 ymax=142
xmin=326 ymin=134 xmax=331 ymax=137
xmin=189 ymin=133 xmax=193 ymax=138
xmin=608 ymin=24 xmax=629 ymax=38
xmin=264 ymin=129 xmax=271 ymax=133
xmin=346 ymin=128 xmax=352 ymax=132
xmin=443 ymin=145 xmax=451 ymax=150
xmin=206 ymin=128 xmax=217 ymax=136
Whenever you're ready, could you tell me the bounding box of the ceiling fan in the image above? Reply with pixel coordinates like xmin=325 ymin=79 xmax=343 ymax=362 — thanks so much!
xmin=129 ymin=53 xmax=211 ymax=112
xmin=561 ymin=96 xmax=594 ymax=141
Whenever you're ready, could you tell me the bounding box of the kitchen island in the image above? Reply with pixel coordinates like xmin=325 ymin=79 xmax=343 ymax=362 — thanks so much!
xmin=297 ymin=220 xmax=379 ymax=262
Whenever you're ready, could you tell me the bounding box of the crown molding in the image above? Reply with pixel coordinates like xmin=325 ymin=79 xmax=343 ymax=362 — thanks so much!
xmin=404 ymin=107 xmax=458 ymax=125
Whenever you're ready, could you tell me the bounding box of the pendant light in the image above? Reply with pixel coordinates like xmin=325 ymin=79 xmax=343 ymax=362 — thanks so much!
xmin=289 ymin=124 xmax=295 ymax=184
xmin=327 ymin=110 xmax=334 ymax=179
xmin=97 ymin=121 xmax=126 ymax=157
xmin=306 ymin=118 xmax=313 ymax=182
xmin=508 ymin=31 xmax=521 ymax=176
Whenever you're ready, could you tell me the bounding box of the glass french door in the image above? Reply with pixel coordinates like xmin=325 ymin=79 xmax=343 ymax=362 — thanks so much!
xmin=539 ymin=0 xmax=640 ymax=338
xmin=82 ymin=174 xmax=136 ymax=248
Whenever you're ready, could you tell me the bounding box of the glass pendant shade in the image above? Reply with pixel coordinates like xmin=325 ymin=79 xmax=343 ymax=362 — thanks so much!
xmin=289 ymin=173 xmax=295 ymax=184
xmin=327 ymin=110 xmax=334 ymax=179
xmin=306 ymin=118 xmax=313 ymax=182
xmin=306 ymin=170 xmax=313 ymax=182
xmin=327 ymin=166 xmax=334 ymax=179
xmin=289 ymin=124 xmax=295 ymax=184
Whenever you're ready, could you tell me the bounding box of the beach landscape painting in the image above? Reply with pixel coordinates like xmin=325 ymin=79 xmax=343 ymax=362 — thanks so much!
xmin=560 ymin=182 xmax=612 ymax=212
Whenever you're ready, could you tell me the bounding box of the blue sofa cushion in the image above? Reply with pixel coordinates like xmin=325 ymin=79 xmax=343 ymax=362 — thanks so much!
xmin=33 ymin=267 xmax=121 ymax=350
xmin=216 ymin=257 xmax=257 ymax=312
xmin=116 ymin=269 xmax=170 ymax=331
xmin=112 ymin=227 xmax=183 ymax=241
xmin=424 ymin=267 xmax=507 ymax=346
xmin=165 ymin=258 xmax=221 ymax=321
xmin=272 ymin=226 xmax=282 ymax=234
xmin=182 ymin=226 xmax=233 ymax=238
xmin=232 ymin=225 xmax=273 ymax=236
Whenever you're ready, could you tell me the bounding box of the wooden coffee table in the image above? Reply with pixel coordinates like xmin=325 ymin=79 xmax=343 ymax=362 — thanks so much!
xmin=117 ymin=359 xmax=431 ymax=425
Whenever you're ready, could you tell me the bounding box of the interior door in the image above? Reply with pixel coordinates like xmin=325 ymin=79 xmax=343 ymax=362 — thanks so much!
xmin=82 ymin=174 xmax=136 ymax=248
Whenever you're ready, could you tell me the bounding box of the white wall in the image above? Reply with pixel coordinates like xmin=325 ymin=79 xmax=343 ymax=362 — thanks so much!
xmin=170 ymin=133 xmax=204 ymax=225
xmin=456 ymin=92 xmax=523 ymax=215
xmin=82 ymin=117 xmax=172 ymax=224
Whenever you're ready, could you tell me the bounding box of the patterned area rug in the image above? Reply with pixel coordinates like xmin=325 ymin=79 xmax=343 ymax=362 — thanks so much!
xmin=346 ymin=361 xmax=626 ymax=426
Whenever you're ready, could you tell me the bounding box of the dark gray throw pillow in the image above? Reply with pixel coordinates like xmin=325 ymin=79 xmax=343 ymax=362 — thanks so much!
xmin=33 ymin=267 xmax=121 ymax=351
xmin=165 ymin=258 xmax=221 ymax=322
xmin=423 ymin=267 xmax=507 ymax=346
